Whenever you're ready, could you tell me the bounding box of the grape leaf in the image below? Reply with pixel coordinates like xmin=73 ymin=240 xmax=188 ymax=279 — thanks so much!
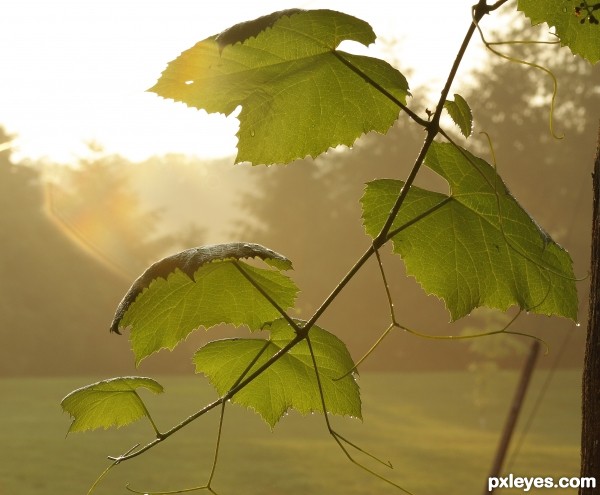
xmin=362 ymin=141 xmax=577 ymax=321
xmin=110 ymin=243 xmax=299 ymax=366
xmin=61 ymin=377 xmax=163 ymax=433
xmin=193 ymin=319 xmax=360 ymax=428
xmin=444 ymin=94 xmax=473 ymax=138
xmin=518 ymin=0 xmax=600 ymax=64
xmin=148 ymin=9 xmax=410 ymax=165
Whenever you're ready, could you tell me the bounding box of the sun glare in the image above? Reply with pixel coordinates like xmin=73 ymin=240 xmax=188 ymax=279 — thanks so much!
xmin=0 ymin=0 xmax=488 ymax=164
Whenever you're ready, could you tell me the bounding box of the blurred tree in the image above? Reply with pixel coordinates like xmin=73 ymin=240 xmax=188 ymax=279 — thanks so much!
xmin=0 ymin=128 xmax=134 ymax=375
xmin=0 ymin=132 xmax=211 ymax=376
xmin=47 ymin=144 xmax=177 ymax=276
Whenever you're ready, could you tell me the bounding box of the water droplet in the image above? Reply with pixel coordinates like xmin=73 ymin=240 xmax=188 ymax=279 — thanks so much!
xmin=576 ymin=322 xmax=581 ymax=327
xmin=185 ymin=80 xmax=194 ymax=85
xmin=250 ymin=129 xmax=255 ymax=137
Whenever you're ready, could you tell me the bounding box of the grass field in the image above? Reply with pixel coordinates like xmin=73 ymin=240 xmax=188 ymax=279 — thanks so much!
xmin=0 ymin=370 xmax=582 ymax=495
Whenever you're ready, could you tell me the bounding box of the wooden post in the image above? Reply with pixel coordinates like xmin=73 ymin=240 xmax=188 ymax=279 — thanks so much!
xmin=483 ymin=340 xmax=541 ymax=494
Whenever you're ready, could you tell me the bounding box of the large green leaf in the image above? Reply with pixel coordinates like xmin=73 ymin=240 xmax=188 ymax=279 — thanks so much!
xmin=149 ymin=9 xmax=410 ymax=165
xmin=110 ymin=243 xmax=299 ymax=365
xmin=194 ymin=319 xmax=361 ymax=428
xmin=61 ymin=377 xmax=163 ymax=433
xmin=362 ymin=141 xmax=577 ymax=321
xmin=518 ymin=0 xmax=600 ymax=64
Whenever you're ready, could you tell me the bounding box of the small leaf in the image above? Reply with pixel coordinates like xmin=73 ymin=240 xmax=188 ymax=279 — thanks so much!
xmin=148 ymin=9 xmax=410 ymax=165
xmin=61 ymin=377 xmax=163 ymax=433
xmin=518 ymin=0 xmax=600 ymax=64
xmin=361 ymin=141 xmax=577 ymax=321
xmin=444 ymin=94 xmax=473 ymax=138
xmin=194 ymin=319 xmax=361 ymax=428
xmin=111 ymin=243 xmax=299 ymax=366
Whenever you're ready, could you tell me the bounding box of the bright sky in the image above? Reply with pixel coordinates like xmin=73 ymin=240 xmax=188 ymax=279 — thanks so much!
xmin=1 ymin=0 xmax=500 ymax=163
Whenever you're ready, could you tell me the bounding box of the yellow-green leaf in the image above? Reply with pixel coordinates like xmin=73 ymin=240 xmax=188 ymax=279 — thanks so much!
xmin=194 ymin=319 xmax=360 ymax=428
xmin=361 ymin=141 xmax=577 ymax=321
xmin=61 ymin=377 xmax=163 ymax=433
xmin=110 ymin=243 xmax=299 ymax=366
xmin=149 ymin=9 xmax=410 ymax=165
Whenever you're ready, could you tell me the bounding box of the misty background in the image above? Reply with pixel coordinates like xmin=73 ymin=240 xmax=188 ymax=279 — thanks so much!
xmin=0 ymin=21 xmax=598 ymax=378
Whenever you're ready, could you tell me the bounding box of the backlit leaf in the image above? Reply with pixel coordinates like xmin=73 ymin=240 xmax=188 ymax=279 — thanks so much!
xmin=149 ymin=9 xmax=410 ymax=165
xmin=194 ymin=319 xmax=361 ymax=428
xmin=362 ymin=141 xmax=577 ymax=321
xmin=444 ymin=94 xmax=473 ymax=138
xmin=61 ymin=377 xmax=163 ymax=433
xmin=110 ymin=243 xmax=299 ymax=366
xmin=518 ymin=0 xmax=600 ymax=64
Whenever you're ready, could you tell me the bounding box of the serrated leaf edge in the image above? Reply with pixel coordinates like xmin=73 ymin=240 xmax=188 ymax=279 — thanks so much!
xmin=110 ymin=243 xmax=291 ymax=334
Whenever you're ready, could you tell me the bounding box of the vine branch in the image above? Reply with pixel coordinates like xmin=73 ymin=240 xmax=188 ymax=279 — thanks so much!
xmin=109 ymin=0 xmax=497 ymax=469
xmin=95 ymin=3 xmax=533 ymax=493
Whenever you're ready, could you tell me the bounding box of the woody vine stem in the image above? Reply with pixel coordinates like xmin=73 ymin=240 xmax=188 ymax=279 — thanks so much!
xmin=88 ymin=0 xmax=566 ymax=493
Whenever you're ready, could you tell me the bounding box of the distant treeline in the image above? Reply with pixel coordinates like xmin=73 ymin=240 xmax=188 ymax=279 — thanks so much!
xmin=1 ymin=38 xmax=597 ymax=376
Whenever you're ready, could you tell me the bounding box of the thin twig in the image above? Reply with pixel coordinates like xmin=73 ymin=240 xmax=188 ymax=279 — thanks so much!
xmin=305 ymin=336 xmax=414 ymax=493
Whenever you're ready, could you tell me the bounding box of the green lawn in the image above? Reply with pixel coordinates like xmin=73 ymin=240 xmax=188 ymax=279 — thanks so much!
xmin=0 ymin=370 xmax=581 ymax=495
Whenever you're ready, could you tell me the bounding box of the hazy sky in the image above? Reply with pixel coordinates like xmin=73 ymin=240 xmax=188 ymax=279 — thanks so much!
xmin=1 ymin=0 xmax=499 ymax=163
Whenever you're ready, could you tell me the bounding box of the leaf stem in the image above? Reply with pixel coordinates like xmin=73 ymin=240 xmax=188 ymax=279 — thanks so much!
xmin=332 ymin=52 xmax=428 ymax=128
xmin=374 ymin=248 xmax=396 ymax=324
xmin=134 ymin=391 xmax=162 ymax=438
xmin=385 ymin=196 xmax=453 ymax=240
xmin=232 ymin=261 xmax=300 ymax=333
xmin=206 ymin=402 xmax=226 ymax=488
xmin=336 ymin=323 xmax=396 ymax=381
xmin=488 ymin=0 xmax=512 ymax=11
